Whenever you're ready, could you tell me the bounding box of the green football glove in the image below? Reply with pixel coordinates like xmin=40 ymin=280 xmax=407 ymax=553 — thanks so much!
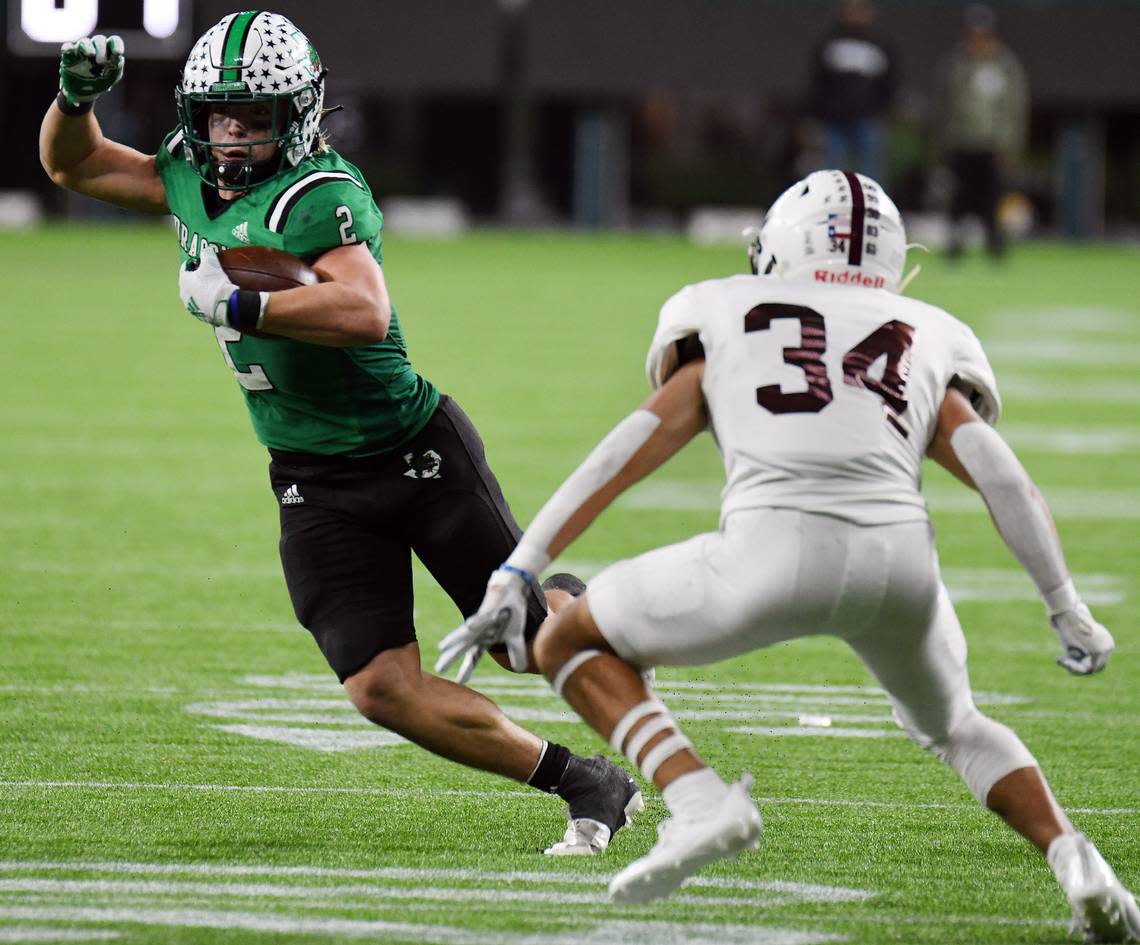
xmin=59 ymin=34 xmax=125 ymax=107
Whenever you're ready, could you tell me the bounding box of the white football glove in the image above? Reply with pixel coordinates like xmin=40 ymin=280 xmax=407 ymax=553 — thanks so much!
xmin=1050 ymin=602 xmax=1114 ymax=675
xmin=179 ymin=244 xmax=236 ymax=327
xmin=435 ymin=567 xmax=532 ymax=684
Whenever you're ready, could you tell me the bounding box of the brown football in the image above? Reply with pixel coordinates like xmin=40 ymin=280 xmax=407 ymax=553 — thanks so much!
xmin=219 ymin=245 xmax=321 ymax=291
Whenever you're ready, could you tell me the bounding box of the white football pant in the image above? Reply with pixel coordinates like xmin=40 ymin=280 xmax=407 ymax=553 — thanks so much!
xmin=588 ymin=508 xmax=1036 ymax=803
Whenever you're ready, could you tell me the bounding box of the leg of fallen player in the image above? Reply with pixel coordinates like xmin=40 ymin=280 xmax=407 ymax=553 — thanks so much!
xmin=534 ymin=594 xmax=763 ymax=903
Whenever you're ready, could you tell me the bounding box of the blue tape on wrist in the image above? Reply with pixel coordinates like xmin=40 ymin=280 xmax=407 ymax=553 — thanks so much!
xmin=501 ymin=564 xmax=536 ymax=584
xmin=227 ymin=289 xmax=262 ymax=333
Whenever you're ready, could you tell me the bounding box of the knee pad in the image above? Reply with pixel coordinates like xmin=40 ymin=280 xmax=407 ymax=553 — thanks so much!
xmin=918 ymin=710 xmax=1038 ymax=804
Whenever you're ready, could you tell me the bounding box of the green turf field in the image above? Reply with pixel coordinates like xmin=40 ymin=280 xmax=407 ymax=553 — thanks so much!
xmin=0 ymin=226 xmax=1137 ymax=945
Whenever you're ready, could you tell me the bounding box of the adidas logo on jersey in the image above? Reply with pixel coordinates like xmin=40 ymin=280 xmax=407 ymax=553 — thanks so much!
xmin=281 ymin=484 xmax=304 ymax=505
xmin=814 ymin=269 xmax=886 ymax=288
xmin=232 ymin=221 xmax=251 ymax=244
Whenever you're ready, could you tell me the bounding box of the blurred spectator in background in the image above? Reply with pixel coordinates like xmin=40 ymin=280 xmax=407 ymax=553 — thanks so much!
xmin=808 ymin=0 xmax=896 ymax=184
xmin=934 ymin=4 xmax=1029 ymax=259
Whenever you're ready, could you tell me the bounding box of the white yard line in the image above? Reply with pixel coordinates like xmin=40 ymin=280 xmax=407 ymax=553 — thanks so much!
xmin=983 ymin=339 xmax=1140 ymax=365
xmin=0 ymin=932 xmax=121 ymax=943
xmin=0 ymin=781 xmax=1134 ymax=815
xmin=998 ymin=375 xmax=1140 ymax=404
xmin=0 ymin=878 xmax=779 ymax=910
xmin=615 ymin=482 xmax=1140 ymax=520
xmin=0 ymin=862 xmax=871 ymax=901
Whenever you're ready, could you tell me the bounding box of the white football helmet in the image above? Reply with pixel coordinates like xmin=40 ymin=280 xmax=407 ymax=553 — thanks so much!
xmin=748 ymin=170 xmax=907 ymax=291
xmin=175 ymin=11 xmax=325 ymax=190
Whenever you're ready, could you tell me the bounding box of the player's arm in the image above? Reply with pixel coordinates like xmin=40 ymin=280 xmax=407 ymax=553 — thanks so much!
xmin=39 ymin=36 xmax=168 ymax=215
xmin=436 ymin=359 xmax=708 ymax=680
xmin=927 ymin=385 xmax=1114 ymax=675
xmin=513 ymin=357 xmax=708 ymax=569
xmin=257 ymin=243 xmax=391 ymax=346
xmin=179 ymin=243 xmax=391 ymax=347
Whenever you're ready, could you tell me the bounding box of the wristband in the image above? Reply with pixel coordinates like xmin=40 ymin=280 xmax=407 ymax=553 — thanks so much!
xmin=1042 ymin=579 xmax=1079 ymax=617
xmin=500 ymin=563 xmax=537 ymax=586
xmin=226 ymin=289 xmax=268 ymax=333
xmin=56 ymin=91 xmax=93 ymax=116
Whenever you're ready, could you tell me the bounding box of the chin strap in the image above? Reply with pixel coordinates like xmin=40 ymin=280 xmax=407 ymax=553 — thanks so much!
xmin=898 ymin=243 xmax=930 ymax=294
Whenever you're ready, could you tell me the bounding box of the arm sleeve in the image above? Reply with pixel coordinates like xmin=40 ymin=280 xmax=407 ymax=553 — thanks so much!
xmin=950 ymin=422 xmax=1075 ymax=614
xmin=506 ymin=410 xmax=663 ymax=576
xmin=645 ymin=285 xmax=704 ymax=390
xmin=950 ymin=323 xmax=1001 ymax=425
xmin=281 ymin=181 xmax=384 ymax=260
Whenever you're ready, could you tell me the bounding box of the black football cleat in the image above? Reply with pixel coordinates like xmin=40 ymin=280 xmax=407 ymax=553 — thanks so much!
xmin=546 ymin=754 xmax=643 ymax=856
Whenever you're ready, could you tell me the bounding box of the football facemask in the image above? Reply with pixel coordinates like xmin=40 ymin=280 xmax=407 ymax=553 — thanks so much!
xmin=175 ymin=11 xmax=325 ymax=191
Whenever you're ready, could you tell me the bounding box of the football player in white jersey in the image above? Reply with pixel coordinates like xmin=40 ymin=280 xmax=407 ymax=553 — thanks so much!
xmin=437 ymin=169 xmax=1138 ymax=940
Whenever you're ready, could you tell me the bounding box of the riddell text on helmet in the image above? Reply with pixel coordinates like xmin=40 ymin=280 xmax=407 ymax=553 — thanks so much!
xmin=814 ymin=270 xmax=886 ymax=288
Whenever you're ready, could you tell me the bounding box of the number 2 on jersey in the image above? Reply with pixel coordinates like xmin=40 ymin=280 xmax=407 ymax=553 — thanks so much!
xmin=214 ymin=326 xmax=274 ymax=391
xmin=744 ymin=304 xmax=915 ymax=437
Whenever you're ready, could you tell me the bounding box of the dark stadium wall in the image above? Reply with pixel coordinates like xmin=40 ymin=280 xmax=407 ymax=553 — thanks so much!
xmin=3 ymin=0 xmax=1137 ymax=222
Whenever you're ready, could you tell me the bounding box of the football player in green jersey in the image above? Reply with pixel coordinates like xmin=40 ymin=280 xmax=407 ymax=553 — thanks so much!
xmin=39 ymin=11 xmax=642 ymax=856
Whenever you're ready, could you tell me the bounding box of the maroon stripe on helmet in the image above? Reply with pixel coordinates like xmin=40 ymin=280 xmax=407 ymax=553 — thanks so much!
xmin=843 ymin=171 xmax=865 ymax=266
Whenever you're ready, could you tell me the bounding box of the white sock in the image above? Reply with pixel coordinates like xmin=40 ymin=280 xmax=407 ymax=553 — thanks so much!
xmin=1047 ymin=832 xmax=1080 ymax=882
xmin=661 ymin=767 xmax=730 ymax=821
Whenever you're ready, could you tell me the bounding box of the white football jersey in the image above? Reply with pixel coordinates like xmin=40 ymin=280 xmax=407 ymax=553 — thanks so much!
xmin=646 ymin=275 xmax=1000 ymax=526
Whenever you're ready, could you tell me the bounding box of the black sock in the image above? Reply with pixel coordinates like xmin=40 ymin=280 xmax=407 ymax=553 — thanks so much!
xmin=527 ymin=741 xmax=572 ymax=793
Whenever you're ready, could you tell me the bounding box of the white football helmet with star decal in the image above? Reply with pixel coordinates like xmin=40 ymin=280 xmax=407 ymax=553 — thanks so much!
xmin=748 ymin=170 xmax=908 ymax=292
xmin=175 ymin=11 xmax=325 ymax=190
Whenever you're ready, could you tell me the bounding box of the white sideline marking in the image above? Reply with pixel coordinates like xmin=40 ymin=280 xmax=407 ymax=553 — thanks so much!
xmin=0 ymin=908 xmax=531 ymax=945
xmin=0 ymin=783 xmax=1135 ymax=815
xmin=0 ymin=932 xmax=121 ymax=943
xmin=0 ymin=616 xmax=299 ymax=635
xmin=1000 ymin=425 xmax=1140 ymax=455
xmin=0 ymin=877 xmax=774 ymax=909
xmin=729 ymin=726 xmax=903 ymax=739
xmin=983 ymin=339 xmax=1140 ymax=365
xmin=941 ymin=568 xmax=1126 ymax=606
xmin=615 ymin=482 xmax=1140 ymax=520
xmin=0 ymin=911 xmax=845 ymax=945
xmin=0 ymin=862 xmax=872 ymax=902
xmin=1000 ymin=374 xmax=1140 ymax=404
xmin=987 ymin=305 xmax=1137 ymax=334
xmin=181 ymin=676 xmax=1032 ymax=749
xmin=926 ymin=487 xmax=1140 ymax=521
xmin=212 ymin=724 xmax=405 ymax=753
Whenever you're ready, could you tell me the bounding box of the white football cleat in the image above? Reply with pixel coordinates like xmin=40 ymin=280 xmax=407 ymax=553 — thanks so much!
xmin=1050 ymin=833 xmax=1140 ymax=944
xmin=546 ymin=816 xmax=613 ymax=856
xmin=608 ymin=774 xmax=762 ymax=903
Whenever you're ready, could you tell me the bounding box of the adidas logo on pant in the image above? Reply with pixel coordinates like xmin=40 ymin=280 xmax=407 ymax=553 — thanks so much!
xmin=281 ymin=484 xmax=304 ymax=505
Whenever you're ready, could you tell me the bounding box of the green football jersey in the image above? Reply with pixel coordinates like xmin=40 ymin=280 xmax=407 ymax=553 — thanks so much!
xmin=156 ymin=130 xmax=438 ymax=456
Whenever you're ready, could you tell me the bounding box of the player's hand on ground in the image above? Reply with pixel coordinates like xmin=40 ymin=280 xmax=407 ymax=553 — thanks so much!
xmin=179 ymin=244 xmax=237 ymax=327
xmin=59 ymin=35 xmax=125 ymax=105
xmin=435 ymin=567 xmax=531 ymax=684
xmin=1050 ymin=602 xmax=1114 ymax=675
